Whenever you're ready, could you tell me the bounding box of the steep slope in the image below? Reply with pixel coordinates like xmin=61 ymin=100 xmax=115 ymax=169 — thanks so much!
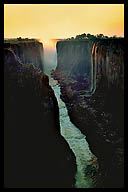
xmin=4 ymin=48 xmax=76 ymax=188
xmin=52 ymin=39 xmax=124 ymax=188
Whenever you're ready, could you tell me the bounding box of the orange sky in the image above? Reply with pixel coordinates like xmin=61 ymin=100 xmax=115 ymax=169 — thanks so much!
xmin=4 ymin=4 xmax=124 ymax=48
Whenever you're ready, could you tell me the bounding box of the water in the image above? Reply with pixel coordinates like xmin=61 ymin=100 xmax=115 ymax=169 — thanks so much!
xmin=49 ymin=77 xmax=98 ymax=188
xmin=43 ymin=47 xmax=98 ymax=188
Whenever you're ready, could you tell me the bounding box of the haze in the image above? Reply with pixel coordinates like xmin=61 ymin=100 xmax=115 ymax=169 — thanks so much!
xmin=4 ymin=4 xmax=124 ymax=48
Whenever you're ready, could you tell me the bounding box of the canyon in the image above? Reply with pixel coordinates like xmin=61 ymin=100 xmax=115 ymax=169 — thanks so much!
xmin=4 ymin=37 xmax=124 ymax=188
xmin=4 ymin=43 xmax=76 ymax=188
xmin=52 ymin=38 xmax=124 ymax=188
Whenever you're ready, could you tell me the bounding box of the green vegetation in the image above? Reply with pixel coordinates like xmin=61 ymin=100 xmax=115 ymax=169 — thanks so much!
xmin=66 ymin=33 xmax=123 ymax=41
xmin=4 ymin=37 xmax=38 ymax=44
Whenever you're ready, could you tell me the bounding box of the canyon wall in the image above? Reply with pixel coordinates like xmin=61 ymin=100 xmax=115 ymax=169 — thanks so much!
xmin=52 ymin=39 xmax=124 ymax=188
xmin=54 ymin=40 xmax=93 ymax=92
xmin=4 ymin=39 xmax=44 ymax=71
xmin=92 ymin=39 xmax=124 ymax=90
xmin=4 ymin=48 xmax=76 ymax=188
xmin=56 ymin=40 xmax=92 ymax=77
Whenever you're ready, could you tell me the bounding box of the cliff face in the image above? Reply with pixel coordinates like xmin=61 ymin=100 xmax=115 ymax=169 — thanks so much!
xmin=52 ymin=39 xmax=124 ymax=188
xmin=4 ymin=49 xmax=76 ymax=188
xmin=4 ymin=39 xmax=44 ymax=71
xmin=56 ymin=40 xmax=92 ymax=77
xmin=55 ymin=40 xmax=93 ymax=92
xmin=92 ymin=39 xmax=124 ymax=90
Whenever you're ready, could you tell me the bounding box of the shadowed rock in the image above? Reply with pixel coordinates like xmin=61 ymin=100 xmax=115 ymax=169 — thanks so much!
xmin=52 ymin=39 xmax=124 ymax=188
xmin=4 ymin=49 xmax=76 ymax=188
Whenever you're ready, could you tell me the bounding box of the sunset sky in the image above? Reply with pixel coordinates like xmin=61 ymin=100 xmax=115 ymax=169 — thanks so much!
xmin=4 ymin=4 xmax=124 ymax=48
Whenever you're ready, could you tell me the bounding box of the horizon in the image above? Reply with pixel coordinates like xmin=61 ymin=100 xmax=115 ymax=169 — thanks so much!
xmin=4 ymin=4 xmax=124 ymax=48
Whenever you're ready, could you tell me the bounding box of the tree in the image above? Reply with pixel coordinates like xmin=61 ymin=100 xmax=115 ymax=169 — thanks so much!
xmin=96 ymin=34 xmax=104 ymax=39
xmin=17 ymin=37 xmax=22 ymax=41
xmin=75 ymin=33 xmax=87 ymax=39
xmin=86 ymin=33 xmax=96 ymax=40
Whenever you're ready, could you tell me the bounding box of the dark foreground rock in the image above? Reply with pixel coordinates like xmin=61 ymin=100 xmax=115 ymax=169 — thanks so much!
xmin=4 ymin=49 xmax=76 ymax=188
xmin=52 ymin=39 xmax=124 ymax=188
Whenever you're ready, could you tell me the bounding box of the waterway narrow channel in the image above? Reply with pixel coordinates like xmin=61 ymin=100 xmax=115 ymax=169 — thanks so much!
xmin=43 ymin=47 xmax=98 ymax=188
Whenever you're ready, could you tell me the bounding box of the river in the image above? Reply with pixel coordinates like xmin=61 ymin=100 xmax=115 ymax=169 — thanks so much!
xmin=43 ymin=48 xmax=98 ymax=188
xmin=49 ymin=77 xmax=98 ymax=188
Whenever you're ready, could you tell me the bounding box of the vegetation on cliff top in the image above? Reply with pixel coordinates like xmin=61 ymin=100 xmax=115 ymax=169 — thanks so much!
xmin=66 ymin=33 xmax=123 ymax=41
xmin=4 ymin=37 xmax=39 ymax=44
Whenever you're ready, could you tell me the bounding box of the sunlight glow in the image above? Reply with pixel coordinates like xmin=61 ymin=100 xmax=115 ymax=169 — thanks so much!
xmin=4 ymin=4 xmax=124 ymax=49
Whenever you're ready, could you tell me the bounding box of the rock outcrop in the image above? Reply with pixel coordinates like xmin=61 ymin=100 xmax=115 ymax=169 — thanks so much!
xmin=4 ymin=38 xmax=44 ymax=71
xmin=52 ymin=39 xmax=124 ymax=188
xmin=4 ymin=48 xmax=76 ymax=188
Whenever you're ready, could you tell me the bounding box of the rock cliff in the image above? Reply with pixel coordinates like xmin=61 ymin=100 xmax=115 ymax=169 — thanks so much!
xmin=4 ymin=48 xmax=76 ymax=188
xmin=4 ymin=38 xmax=44 ymax=71
xmin=52 ymin=39 xmax=124 ymax=188
xmin=55 ymin=40 xmax=93 ymax=92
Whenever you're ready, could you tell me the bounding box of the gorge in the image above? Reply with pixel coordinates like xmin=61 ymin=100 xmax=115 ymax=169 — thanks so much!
xmin=43 ymin=42 xmax=98 ymax=188
xmin=4 ymin=42 xmax=76 ymax=188
xmin=4 ymin=37 xmax=124 ymax=188
xmin=52 ymin=38 xmax=124 ymax=188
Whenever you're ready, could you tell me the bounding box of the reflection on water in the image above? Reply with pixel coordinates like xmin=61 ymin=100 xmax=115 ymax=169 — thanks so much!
xmin=49 ymin=77 xmax=98 ymax=188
